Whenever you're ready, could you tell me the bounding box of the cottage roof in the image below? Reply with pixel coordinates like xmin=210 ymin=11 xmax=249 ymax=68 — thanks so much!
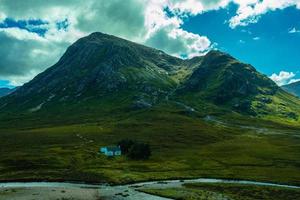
xmin=106 ymin=146 xmax=121 ymax=152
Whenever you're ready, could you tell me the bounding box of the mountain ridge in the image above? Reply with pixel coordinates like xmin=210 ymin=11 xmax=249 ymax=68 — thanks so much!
xmin=0 ymin=32 xmax=299 ymax=128
xmin=0 ymin=87 xmax=16 ymax=97
xmin=282 ymin=81 xmax=300 ymax=97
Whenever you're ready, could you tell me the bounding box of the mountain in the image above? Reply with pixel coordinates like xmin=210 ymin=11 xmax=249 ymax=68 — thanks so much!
xmin=0 ymin=87 xmax=16 ymax=97
xmin=176 ymin=50 xmax=279 ymax=114
xmin=282 ymin=81 xmax=300 ymax=97
xmin=0 ymin=32 xmax=186 ymax=121
xmin=0 ymin=32 xmax=299 ymax=127
xmin=0 ymin=32 xmax=300 ymax=186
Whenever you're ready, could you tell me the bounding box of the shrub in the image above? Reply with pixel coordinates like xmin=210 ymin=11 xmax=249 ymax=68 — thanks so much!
xmin=117 ymin=139 xmax=151 ymax=160
xmin=118 ymin=139 xmax=135 ymax=154
xmin=128 ymin=143 xmax=151 ymax=160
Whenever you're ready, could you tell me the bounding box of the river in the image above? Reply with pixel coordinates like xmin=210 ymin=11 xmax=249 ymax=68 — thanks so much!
xmin=0 ymin=178 xmax=299 ymax=200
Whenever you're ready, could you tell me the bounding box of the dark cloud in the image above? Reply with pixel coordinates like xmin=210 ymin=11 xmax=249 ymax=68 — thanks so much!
xmin=0 ymin=31 xmax=67 ymax=85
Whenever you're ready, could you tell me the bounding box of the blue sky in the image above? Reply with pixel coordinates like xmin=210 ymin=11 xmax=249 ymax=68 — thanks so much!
xmin=182 ymin=4 xmax=300 ymax=77
xmin=0 ymin=18 xmax=48 ymax=36
xmin=0 ymin=80 xmax=14 ymax=89
xmin=0 ymin=0 xmax=299 ymax=88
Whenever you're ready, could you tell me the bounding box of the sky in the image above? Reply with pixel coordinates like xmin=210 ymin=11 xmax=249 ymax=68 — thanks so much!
xmin=0 ymin=0 xmax=299 ymax=88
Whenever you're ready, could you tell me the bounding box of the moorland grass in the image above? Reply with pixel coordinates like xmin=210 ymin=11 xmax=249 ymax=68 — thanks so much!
xmin=0 ymin=106 xmax=299 ymax=185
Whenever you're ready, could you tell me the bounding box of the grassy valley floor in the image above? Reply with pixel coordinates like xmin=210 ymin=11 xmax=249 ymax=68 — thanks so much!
xmin=0 ymin=108 xmax=299 ymax=186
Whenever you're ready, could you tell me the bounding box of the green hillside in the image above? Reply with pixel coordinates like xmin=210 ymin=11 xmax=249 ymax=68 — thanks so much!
xmin=0 ymin=32 xmax=299 ymax=185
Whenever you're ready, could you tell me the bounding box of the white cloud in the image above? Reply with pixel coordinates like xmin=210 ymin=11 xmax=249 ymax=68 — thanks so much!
xmin=0 ymin=12 xmax=6 ymax=21
xmin=146 ymin=27 xmax=212 ymax=58
xmin=229 ymin=0 xmax=300 ymax=28
xmin=0 ymin=27 xmax=46 ymax=41
xmin=288 ymin=78 xmax=300 ymax=84
xmin=166 ymin=0 xmax=230 ymax=16
xmin=289 ymin=27 xmax=300 ymax=33
xmin=253 ymin=37 xmax=260 ymax=40
xmin=269 ymin=71 xmax=296 ymax=86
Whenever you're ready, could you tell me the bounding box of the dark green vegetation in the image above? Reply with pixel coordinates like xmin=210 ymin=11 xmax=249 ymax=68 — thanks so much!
xmin=118 ymin=139 xmax=151 ymax=160
xmin=282 ymin=80 xmax=300 ymax=97
xmin=0 ymin=32 xmax=299 ymax=185
xmin=118 ymin=139 xmax=135 ymax=155
xmin=139 ymin=183 xmax=300 ymax=200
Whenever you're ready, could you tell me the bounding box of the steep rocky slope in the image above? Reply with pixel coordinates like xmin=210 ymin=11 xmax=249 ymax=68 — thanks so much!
xmin=0 ymin=32 xmax=299 ymax=127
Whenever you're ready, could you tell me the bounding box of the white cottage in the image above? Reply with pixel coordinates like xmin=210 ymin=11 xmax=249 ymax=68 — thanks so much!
xmin=100 ymin=146 xmax=121 ymax=156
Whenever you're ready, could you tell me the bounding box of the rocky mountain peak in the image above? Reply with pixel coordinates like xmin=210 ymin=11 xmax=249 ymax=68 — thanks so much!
xmin=0 ymin=33 xmax=298 ymax=121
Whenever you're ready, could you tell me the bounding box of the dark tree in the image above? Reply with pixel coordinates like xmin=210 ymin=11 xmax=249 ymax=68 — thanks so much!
xmin=118 ymin=139 xmax=135 ymax=154
xmin=128 ymin=143 xmax=151 ymax=160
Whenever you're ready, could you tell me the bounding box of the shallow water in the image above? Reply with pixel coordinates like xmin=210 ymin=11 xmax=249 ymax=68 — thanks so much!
xmin=1 ymin=178 xmax=299 ymax=189
xmin=0 ymin=178 xmax=299 ymax=200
